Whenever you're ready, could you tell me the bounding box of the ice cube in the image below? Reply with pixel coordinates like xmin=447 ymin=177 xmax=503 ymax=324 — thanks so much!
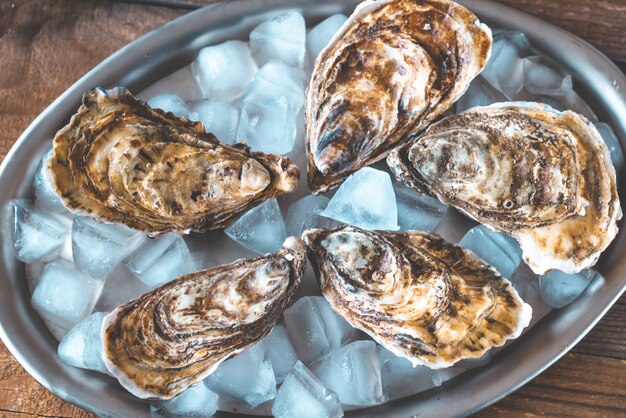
xmin=530 ymin=95 xmax=567 ymax=111
xmin=151 ymin=383 xmax=218 ymax=418
xmin=138 ymin=65 xmax=204 ymax=103
xmin=261 ymin=324 xmax=298 ymax=383
xmin=481 ymin=31 xmax=531 ymax=99
xmin=320 ymin=167 xmax=399 ymax=231
xmin=124 ymin=233 xmax=196 ymax=289
xmin=284 ymin=296 xmax=356 ymax=364
xmin=560 ymin=89 xmax=598 ymax=122
xmin=31 ymin=259 xmax=103 ymax=330
xmin=237 ymin=97 xmax=297 ymax=154
xmin=192 ymin=40 xmax=257 ymax=101
xmin=240 ymin=60 xmax=305 ymax=113
xmin=147 ymin=94 xmax=192 ymax=119
xmin=394 ymin=183 xmax=448 ymax=232
xmin=94 ymin=264 xmax=152 ymax=312
xmin=57 ymin=311 xmax=109 ymax=375
xmin=12 ymin=200 xmax=68 ymax=263
xmin=272 ymin=361 xmax=343 ymax=418
xmin=285 ymin=195 xmax=334 ymax=237
xmin=312 ymin=340 xmax=383 ymax=406
xmin=509 ymin=267 xmax=552 ymax=326
xmin=459 ymin=225 xmax=522 ymax=279
xmin=379 ymin=347 xmax=437 ymax=399
xmin=538 ymin=269 xmax=599 ymax=309
xmin=33 ymin=149 xmax=66 ymax=213
xmin=306 ymin=14 xmax=348 ymax=59
xmin=205 ymin=344 xmax=276 ymax=407
xmin=72 ymin=216 xmax=139 ymax=279
xmin=595 ymin=122 xmax=624 ymax=172
xmin=188 ymin=100 xmax=239 ymax=144
xmin=225 ymin=198 xmax=287 ymax=254
xmin=250 ymin=11 xmax=306 ymax=68
xmin=455 ymin=76 xmax=508 ymax=113
xmin=431 ymin=352 xmax=493 ymax=387
xmin=522 ymin=56 xmax=572 ymax=96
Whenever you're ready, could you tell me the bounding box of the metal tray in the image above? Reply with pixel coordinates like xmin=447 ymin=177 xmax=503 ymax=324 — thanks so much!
xmin=0 ymin=1 xmax=625 ymax=417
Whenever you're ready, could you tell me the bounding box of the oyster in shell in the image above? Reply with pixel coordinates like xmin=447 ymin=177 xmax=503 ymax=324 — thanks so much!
xmin=388 ymin=102 xmax=621 ymax=274
xmin=303 ymin=226 xmax=531 ymax=368
xmin=305 ymin=0 xmax=492 ymax=193
xmin=101 ymin=237 xmax=305 ymax=399
xmin=49 ymin=87 xmax=299 ymax=235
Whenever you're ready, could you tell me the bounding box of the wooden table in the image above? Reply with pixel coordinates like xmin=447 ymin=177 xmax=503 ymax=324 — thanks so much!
xmin=0 ymin=0 xmax=625 ymax=416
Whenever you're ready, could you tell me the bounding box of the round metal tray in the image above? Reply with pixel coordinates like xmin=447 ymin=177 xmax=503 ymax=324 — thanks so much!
xmin=0 ymin=1 xmax=625 ymax=417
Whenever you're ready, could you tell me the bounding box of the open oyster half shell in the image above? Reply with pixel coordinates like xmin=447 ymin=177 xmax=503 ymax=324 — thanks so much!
xmin=303 ymin=226 xmax=532 ymax=368
xmin=49 ymin=87 xmax=299 ymax=235
xmin=101 ymin=237 xmax=305 ymax=400
xmin=388 ymin=102 xmax=622 ymax=274
xmin=305 ymin=0 xmax=492 ymax=193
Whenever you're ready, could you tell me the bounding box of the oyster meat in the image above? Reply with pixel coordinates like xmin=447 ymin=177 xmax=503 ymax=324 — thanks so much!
xmin=101 ymin=237 xmax=305 ymax=399
xmin=388 ymin=102 xmax=621 ymax=274
xmin=303 ymin=226 xmax=531 ymax=368
xmin=305 ymin=0 xmax=492 ymax=193
xmin=49 ymin=87 xmax=299 ymax=235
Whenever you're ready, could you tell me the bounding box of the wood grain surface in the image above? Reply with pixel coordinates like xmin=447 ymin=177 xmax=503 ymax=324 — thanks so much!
xmin=0 ymin=0 xmax=625 ymax=417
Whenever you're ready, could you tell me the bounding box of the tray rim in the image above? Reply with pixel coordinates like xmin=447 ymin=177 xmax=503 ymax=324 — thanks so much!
xmin=0 ymin=1 xmax=625 ymax=417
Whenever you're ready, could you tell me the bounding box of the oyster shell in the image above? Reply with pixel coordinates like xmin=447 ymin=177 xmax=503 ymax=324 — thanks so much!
xmin=305 ymin=0 xmax=492 ymax=193
xmin=387 ymin=102 xmax=621 ymax=274
xmin=49 ymin=87 xmax=299 ymax=235
xmin=302 ymin=226 xmax=531 ymax=368
xmin=101 ymin=237 xmax=305 ymax=399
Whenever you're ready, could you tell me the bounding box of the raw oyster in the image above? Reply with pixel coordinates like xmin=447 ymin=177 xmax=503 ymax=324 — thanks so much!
xmin=388 ymin=102 xmax=621 ymax=274
xmin=303 ymin=226 xmax=532 ymax=368
xmin=101 ymin=237 xmax=305 ymax=399
xmin=305 ymin=0 xmax=492 ymax=193
xmin=49 ymin=87 xmax=299 ymax=235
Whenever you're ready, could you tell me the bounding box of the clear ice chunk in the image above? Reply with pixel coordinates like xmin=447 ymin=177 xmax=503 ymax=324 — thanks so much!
xmin=237 ymin=96 xmax=297 ymax=154
xmin=272 ymin=361 xmax=343 ymax=418
xmin=320 ymin=167 xmax=399 ymax=231
xmin=240 ymin=60 xmax=305 ymax=113
xmin=481 ymin=31 xmax=531 ymax=99
xmin=261 ymin=324 xmax=298 ymax=384
xmin=522 ymin=56 xmax=572 ymax=96
xmin=151 ymin=383 xmax=218 ymax=418
xmin=249 ymin=11 xmax=306 ymax=68
xmin=204 ymin=344 xmax=276 ymax=407
xmin=147 ymin=94 xmax=192 ymax=119
xmin=455 ymin=75 xmax=507 ymax=113
xmin=538 ymin=269 xmax=599 ymax=309
xmin=459 ymin=225 xmax=522 ymax=279
xmin=31 ymin=259 xmax=103 ymax=330
xmin=285 ymin=195 xmax=332 ymax=237
xmin=312 ymin=340 xmax=384 ymax=406
xmin=394 ymin=183 xmax=448 ymax=232
xmin=306 ymin=14 xmax=348 ymax=59
xmin=124 ymin=233 xmax=196 ymax=289
xmin=284 ymin=296 xmax=356 ymax=364
xmin=595 ymin=122 xmax=624 ymax=172
xmin=224 ymin=198 xmax=287 ymax=254
xmin=188 ymin=100 xmax=239 ymax=144
xmin=33 ymin=149 xmax=66 ymax=213
xmin=94 ymin=264 xmax=152 ymax=312
xmin=12 ymin=200 xmax=68 ymax=263
xmin=192 ymin=40 xmax=257 ymax=101
xmin=57 ymin=311 xmax=109 ymax=375
xmin=138 ymin=65 xmax=204 ymax=103
xmin=72 ymin=215 xmax=139 ymax=279
xmin=379 ymin=347 xmax=437 ymax=399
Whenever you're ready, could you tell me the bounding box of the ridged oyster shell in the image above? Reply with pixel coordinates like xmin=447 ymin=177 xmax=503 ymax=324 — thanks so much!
xmin=388 ymin=102 xmax=621 ymax=274
xmin=303 ymin=226 xmax=531 ymax=368
xmin=305 ymin=0 xmax=492 ymax=193
xmin=101 ymin=237 xmax=305 ymax=399
xmin=49 ymin=87 xmax=299 ymax=235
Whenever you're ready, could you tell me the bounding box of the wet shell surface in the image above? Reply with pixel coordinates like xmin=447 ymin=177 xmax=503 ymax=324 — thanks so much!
xmin=305 ymin=0 xmax=492 ymax=193
xmin=303 ymin=226 xmax=532 ymax=368
xmin=49 ymin=87 xmax=299 ymax=235
xmin=101 ymin=237 xmax=305 ymax=399
xmin=387 ymin=102 xmax=621 ymax=274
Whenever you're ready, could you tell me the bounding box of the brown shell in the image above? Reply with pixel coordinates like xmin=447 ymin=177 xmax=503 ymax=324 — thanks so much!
xmin=101 ymin=237 xmax=305 ymax=399
xmin=49 ymin=87 xmax=299 ymax=235
xmin=302 ymin=226 xmax=531 ymax=368
xmin=305 ymin=0 xmax=492 ymax=193
xmin=387 ymin=102 xmax=622 ymax=274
